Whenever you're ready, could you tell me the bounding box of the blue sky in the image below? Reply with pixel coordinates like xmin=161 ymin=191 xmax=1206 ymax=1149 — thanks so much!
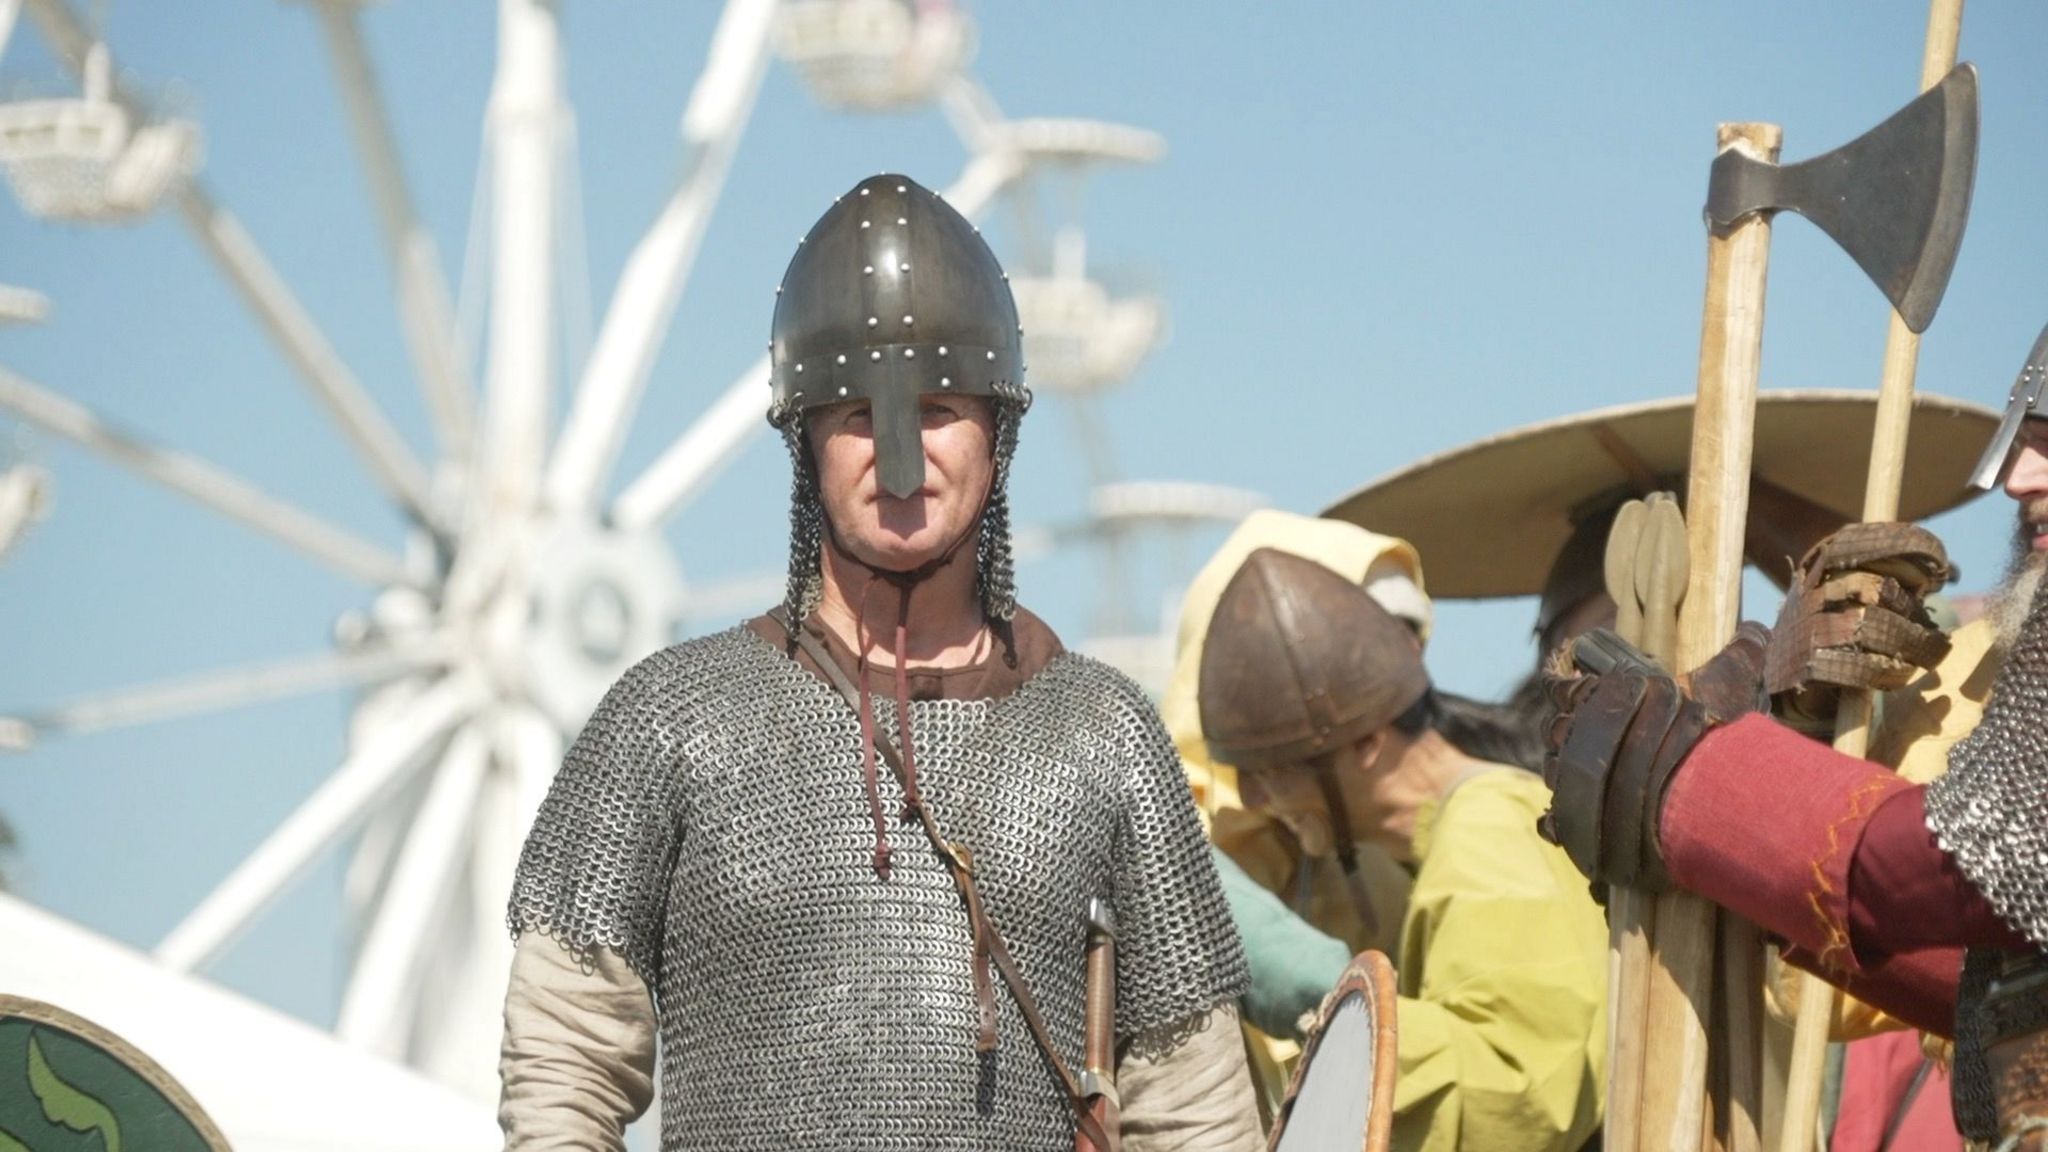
xmin=4 ymin=3 xmax=2046 ymax=1026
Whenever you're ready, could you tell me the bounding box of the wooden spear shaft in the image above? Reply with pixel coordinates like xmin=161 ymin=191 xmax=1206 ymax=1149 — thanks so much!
xmin=1776 ymin=5 xmax=1965 ymax=1150
xmin=1630 ymin=119 xmax=1783 ymax=1152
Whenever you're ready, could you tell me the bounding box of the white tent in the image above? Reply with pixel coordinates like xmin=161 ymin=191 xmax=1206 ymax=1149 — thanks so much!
xmin=0 ymin=895 xmax=498 ymax=1152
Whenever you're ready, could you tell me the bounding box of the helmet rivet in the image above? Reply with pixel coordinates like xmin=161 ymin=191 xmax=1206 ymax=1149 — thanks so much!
xmin=860 ymin=220 xmax=871 ymax=229
xmin=904 ymin=349 xmax=915 ymax=359
xmin=986 ymin=351 xmax=996 ymax=361
xmin=896 ymin=184 xmax=906 ymax=193
xmin=900 ymin=262 xmax=910 ymax=272
xmin=867 ymin=317 xmax=879 ymax=328
xmin=938 ymin=346 xmax=949 ymax=357
xmin=902 ymin=314 xmax=914 ymax=325
xmin=795 ymin=363 xmax=804 ymax=374
xmin=941 ymin=377 xmax=952 ymax=388
xmin=836 ymin=354 xmax=848 ymax=365
xmin=870 ymin=350 xmax=883 ymax=362
xmin=774 ymin=285 xmax=782 ymax=295
xmin=1000 ymin=273 xmax=1009 ymax=282
xmin=859 ymin=188 xmax=870 ymax=196
xmin=863 ymin=265 xmax=873 ymax=275
xmin=838 ymin=386 xmax=848 ymax=397
xmin=896 ymin=217 xmax=907 ymax=226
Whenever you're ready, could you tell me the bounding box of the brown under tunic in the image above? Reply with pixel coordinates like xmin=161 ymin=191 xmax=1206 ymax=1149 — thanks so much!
xmin=745 ymin=605 xmax=1065 ymax=702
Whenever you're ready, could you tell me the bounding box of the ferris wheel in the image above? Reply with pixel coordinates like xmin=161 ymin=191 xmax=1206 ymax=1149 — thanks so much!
xmin=0 ymin=0 xmax=1263 ymax=1111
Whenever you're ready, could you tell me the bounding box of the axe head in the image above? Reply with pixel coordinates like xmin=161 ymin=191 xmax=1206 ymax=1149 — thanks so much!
xmin=1705 ymin=64 xmax=1978 ymax=334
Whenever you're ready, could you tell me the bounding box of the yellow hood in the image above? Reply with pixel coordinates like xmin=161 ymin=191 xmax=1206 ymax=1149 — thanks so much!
xmin=1164 ymin=509 xmax=1429 ymax=813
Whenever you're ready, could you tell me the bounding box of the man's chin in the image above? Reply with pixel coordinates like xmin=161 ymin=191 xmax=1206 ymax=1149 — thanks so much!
xmin=846 ymin=532 xmax=948 ymax=573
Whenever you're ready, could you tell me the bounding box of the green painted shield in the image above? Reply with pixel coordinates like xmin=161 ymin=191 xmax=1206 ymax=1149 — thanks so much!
xmin=0 ymin=996 xmax=230 ymax=1152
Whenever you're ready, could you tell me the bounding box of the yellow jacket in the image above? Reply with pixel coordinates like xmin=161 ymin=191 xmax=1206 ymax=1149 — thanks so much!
xmin=1387 ymin=767 xmax=1609 ymax=1152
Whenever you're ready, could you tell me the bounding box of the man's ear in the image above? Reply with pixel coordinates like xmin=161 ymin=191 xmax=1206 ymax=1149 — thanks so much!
xmin=1352 ymin=729 xmax=1389 ymax=778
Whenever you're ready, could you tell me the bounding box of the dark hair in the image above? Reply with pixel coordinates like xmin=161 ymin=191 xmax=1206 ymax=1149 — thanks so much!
xmin=1390 ymin=685 xmax=1547 ymax=772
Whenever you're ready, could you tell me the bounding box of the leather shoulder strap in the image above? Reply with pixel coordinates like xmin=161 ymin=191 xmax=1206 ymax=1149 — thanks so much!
xmin=769 ymin=610 xmax=1110 ymax=1149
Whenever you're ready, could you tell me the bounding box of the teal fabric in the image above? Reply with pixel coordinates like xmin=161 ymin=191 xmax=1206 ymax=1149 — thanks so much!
xmin=1211 ymin=847 xmax=1352 ymax=1039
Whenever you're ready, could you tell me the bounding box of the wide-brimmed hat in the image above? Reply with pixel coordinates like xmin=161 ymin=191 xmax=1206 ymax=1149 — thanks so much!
xmin=1322 ymin=390 xmax=1999 ymax=600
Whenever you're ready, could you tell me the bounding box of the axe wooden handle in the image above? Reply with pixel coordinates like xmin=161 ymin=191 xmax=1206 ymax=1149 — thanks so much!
xmin=1777 ymin=5 xmax=1965 ymax=1150
xmin=1625 ymin=119 xmax=1782 ymax=1152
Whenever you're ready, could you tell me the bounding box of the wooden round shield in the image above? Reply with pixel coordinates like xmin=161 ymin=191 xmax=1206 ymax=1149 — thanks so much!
xmin=0 ymin=994 xmax=232 ymax=1151
xmin=1265 ymin=951 xmax=1399 ymax=1152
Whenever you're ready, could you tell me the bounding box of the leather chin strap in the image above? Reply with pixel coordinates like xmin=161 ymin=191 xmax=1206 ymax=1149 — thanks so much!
xmin=1309 ymin=752 xmax=1381 ymax=943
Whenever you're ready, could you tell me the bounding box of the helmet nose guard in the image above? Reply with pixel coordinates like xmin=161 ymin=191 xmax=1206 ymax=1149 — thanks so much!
xmin=770 ymin=174 xmax=1027 ymax=499
xmin=1970 ymin=319 xmax=2048 ymax=491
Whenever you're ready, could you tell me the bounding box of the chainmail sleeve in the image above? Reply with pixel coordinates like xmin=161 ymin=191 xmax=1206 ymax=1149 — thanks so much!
xmin=1091 ymin=662 xmax=1251 ymax=1047
xmin=508 ymin=645 xmax=691 ymax=987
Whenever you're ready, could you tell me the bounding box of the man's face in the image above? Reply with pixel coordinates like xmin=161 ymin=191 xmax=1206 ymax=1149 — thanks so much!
xmin=808 ymin=394 xmax=996 ymax=573
xmin=1237 ymin=765 xmax=1339 ymax=857
xmin=1991 ymin=418 xmax=2048 ymax=648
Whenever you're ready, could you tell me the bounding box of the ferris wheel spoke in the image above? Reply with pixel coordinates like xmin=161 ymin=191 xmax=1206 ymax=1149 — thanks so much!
xmin=2 ymin=639 xmax=452 ymax=749
xmin=335 ymin=721 xmax=489 ymax=1055
xmin=312 ymin=2 xmax=477 ymax=465
xmin=606 ymin=157 xmax=1026 ymax=531
xmin=0 ymin=366 xmax=414 ymax=586
xmin=20 ymin=0 xmax=440 ymax=527
xmin=154 ymin=669 xmax=490 ymax=973
xmin=175 ymin=190 xmax=441 ymax=527
xmin=496 ymin=703 xmax=562 ymax=842
xmin=935 ymin=148 xmax=1028 ymax=221
xmin=474 ymin=0 xmax=570 ymax=517
xmin=606 ymin=352 xmax=767 ymax=531
xmin=0 ymin=0 xmax=21 ymax=62
xmin=939 ymin=75 xmax=1007 ymax=153
xmin=543 ymin=0 xmax=778 ymax=516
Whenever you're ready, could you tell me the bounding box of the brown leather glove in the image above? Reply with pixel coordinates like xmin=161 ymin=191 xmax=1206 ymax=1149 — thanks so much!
xmin=1538 ymin=624 xmax=1768 ymax=892
xmin=1764 ymin=522 xmax=1952 ymax=728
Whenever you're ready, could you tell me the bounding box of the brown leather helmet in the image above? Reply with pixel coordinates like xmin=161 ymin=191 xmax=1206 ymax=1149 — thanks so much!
xmin=1199 ymin=548 xmax=1431 ymax=772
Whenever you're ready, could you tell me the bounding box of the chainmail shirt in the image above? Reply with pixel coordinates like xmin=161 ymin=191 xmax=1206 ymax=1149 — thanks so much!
xmin=509 ymin=624 xmax=1248 ymax=1151
xmin=1926 ymin=580 xmax=2048 ymax=1140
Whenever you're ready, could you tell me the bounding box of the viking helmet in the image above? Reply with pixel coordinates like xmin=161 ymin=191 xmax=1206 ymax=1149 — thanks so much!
xmin=1970 ymin=319 xmax=2048 ymax=490
xmin=1199 ymin=548 xmax=1431 ymax=772
xmin=768 ymin=174 xmax=1031 ymax=622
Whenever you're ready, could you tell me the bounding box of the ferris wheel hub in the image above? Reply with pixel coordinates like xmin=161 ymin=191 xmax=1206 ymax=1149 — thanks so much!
xmin=517 ymin=517 xmax=685 ymax=729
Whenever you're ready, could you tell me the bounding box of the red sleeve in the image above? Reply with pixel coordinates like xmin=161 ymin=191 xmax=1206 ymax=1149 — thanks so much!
xmin=1777 ymin=944 xmax=1962 ymax=1039
xmin=1660 ymin=714 xmax=1912 ymax=970
xmin=1846 ymin=788 xmax=2031 ymax=960
xmin=1659 ymin=713 xmax=2027 ymax=1028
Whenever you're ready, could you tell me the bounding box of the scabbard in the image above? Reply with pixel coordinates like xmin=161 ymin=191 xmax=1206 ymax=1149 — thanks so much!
xmin=1077 ymin=897 xmax=1121 ymax=1152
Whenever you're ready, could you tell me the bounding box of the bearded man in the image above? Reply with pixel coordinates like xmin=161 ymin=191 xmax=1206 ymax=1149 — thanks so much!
xmin=496 ymin=175 xmax=1258 ymax=1152
xmin=1536 ymin=324 xmax=2048 ymax=1150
